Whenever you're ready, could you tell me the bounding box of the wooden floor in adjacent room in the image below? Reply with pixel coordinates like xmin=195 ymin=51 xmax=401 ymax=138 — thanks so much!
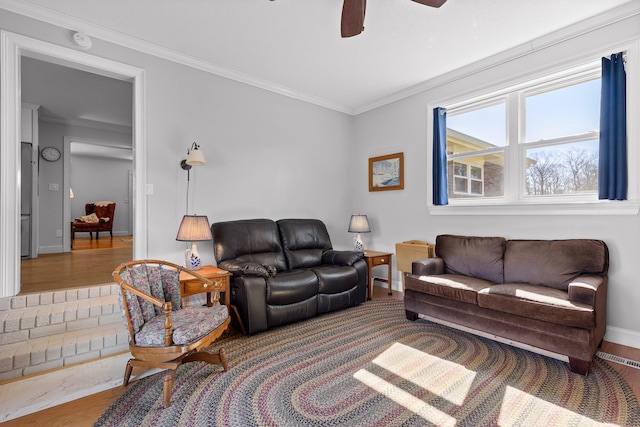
xmin=4 ymin=287 xmax=640 ymax=427
xmin=19 ymin=235 xmax=133 ymax=294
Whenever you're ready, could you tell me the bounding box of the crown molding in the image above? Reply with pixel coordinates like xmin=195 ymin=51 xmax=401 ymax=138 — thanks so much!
xmin=1 ymin=0 xmax=637 ymax=117
xmin=39 ymin=113 xmax=132 ymax=135
xmin=353 ymin=0 xmax=640 ymax=115
xmin=0 ymin=0 xmax=355 ymax=115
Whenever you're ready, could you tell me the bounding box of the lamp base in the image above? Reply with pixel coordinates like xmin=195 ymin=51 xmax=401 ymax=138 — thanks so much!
xmin=185 ymin=242 xmax=202 ymax=270
xmin=353 ymin=233 xmax=364 ymax=252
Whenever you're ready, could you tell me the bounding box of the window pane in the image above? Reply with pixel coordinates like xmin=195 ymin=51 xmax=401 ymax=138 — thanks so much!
xmin=454 ymin=177 xmax=467 ymax=193
xmin=470 ymin=166 xmax=482 ymax=180
xmin=470 ymin=180 xmax=483 ymax=195
xmin=525 ymin=140 xmax=598 ymax=196
xmin=525 ymin=79 xmax=600 ymax=142
xmin=447 ymin=102 xmax=506 ymax=155
xmin=448 ymin=154 xmax=504 ymax=198
xmin=454 ymin=162 xmax=467 ymax=177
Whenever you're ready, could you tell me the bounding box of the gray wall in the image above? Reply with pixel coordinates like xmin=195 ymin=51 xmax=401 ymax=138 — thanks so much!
xmin=36 ymin=121 xmax=133 ymax=252
xmin=1 ymin=8 xmax=639 ymax=348
xmin=352 ymin=14 xmax=640 ymax=346
xmin=1 ymin=9 xmax=355 ymax=264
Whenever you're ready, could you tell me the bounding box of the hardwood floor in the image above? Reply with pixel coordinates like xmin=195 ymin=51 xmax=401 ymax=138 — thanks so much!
xmin=4 ymin=286 xmax=639 ymax=427
xmin=19 ymin=236 xmax=133 ymax=294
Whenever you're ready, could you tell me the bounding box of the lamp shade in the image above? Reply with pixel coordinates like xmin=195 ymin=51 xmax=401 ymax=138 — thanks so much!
xmin=176 ymin=215 xmax=213 ymax=241
xmin=185 ymin=145 xmax=205 ymax=166
xmin=348 ymin=214 xmax=370 ymax=233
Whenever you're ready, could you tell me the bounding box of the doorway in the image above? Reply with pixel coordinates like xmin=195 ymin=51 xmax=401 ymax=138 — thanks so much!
xmin=0 ymin=30 xmax=148 ymax=298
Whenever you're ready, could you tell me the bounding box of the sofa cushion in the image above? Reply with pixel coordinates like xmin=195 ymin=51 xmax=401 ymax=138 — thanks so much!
xmin=477 ymin=283 xmax=594 ymax=328
xmin=436 ymin=235 xmax=506 ymax=284
xmin=404 ymin=274 xmax=493 ymax=305
xmin=212 ymin=219 xmax=288 ymax=272
xmin=266 ymin=269 xmax=319 ymax=305
xmin=312 ymin=265 xmax=358 ymax=294
xmin=278 ymin=219 xmax=333 ymax=269
xmin=503 ymin=239 xmax=608 ymax=291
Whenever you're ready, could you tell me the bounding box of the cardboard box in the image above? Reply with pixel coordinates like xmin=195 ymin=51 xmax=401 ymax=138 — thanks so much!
xmin=395 ymin=240 xmax=435 ymax=274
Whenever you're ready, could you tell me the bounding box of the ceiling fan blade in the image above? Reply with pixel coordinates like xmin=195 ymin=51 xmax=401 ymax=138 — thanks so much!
xmin=341 ymin=0 xmax=366 ymax=38
xmin=411 ymin=0 xmax=447 ymax=8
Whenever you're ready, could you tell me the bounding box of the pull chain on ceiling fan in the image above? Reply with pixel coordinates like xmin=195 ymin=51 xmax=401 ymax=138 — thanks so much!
xmin=341 ymin=0 xmax=447 ymax=38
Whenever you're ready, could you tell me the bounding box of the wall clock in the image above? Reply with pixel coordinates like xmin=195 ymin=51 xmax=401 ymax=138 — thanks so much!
xmin=41 ymin=147 xmax=61 ymax=162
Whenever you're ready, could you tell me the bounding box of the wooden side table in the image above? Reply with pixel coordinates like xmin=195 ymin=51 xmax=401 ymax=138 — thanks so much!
xmin=179 ymin=265 xmax=246 ymax=334
xmin=363 ymin=250 xmax=393 ymax=300
xmin=179 ymin=264 xmax=231 ymax=307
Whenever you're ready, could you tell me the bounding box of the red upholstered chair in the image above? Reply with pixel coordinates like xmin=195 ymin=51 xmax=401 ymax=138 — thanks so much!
xmin=71 ymin=202 xmax=116 ymax=240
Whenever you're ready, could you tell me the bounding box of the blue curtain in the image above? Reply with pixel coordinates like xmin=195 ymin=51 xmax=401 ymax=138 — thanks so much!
xmin=599 ymin=52 xmax=627 ymax=200
xmin=433 ymin=107 xmax=448 ymax=205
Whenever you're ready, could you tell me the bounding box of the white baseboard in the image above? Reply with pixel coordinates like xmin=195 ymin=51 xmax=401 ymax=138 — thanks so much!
xmin=604 ymin=326 xmax=640 ymax=349
xmin=37 ymin=245 xmax=63 ymax=254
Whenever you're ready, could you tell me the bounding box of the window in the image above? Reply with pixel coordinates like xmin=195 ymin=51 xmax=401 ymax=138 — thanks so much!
xmin=442 ymin=65 xmax=601 ymax=204
xmin=453 ymin=162 xmax=484 ymax=196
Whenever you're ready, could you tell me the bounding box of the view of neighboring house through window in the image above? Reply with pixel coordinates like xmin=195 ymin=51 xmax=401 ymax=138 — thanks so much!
xmin=444 ymin=64 xmax=601 ymax=203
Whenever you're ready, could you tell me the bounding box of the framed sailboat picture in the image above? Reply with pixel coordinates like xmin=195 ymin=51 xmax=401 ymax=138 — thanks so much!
xmin=369 ymin=152 xmax=404 ymax=192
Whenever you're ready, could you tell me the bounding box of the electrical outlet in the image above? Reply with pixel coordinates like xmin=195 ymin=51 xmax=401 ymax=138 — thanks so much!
xmin=55 ymin=229 xmax=62 ymax=238
xmin=48 ymin=183 xmax=60 ymax=191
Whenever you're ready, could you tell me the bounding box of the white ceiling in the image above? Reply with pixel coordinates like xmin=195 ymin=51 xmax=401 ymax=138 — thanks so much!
xmin=6 ymin=0 xmax=638 ymax=115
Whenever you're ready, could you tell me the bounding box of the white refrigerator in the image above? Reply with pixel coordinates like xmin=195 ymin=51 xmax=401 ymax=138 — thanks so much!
xmin=21 ymin=142 xmax=32 ymax=259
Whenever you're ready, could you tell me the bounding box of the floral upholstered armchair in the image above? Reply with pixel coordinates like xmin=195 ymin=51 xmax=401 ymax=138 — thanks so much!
xmin=113 ymin=259 xmax=230 ymax=407
xmin=71 ymin=201 xmax=116 ymax=240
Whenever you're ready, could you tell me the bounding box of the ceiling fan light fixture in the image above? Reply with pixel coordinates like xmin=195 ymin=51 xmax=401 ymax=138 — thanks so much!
xmin=341 ymin=0 xmax=366 ymax=38
xmin=341 ymin=0 xmax=447 ymax=38
xmin=411 ymin=0 xmax=447 ymax=7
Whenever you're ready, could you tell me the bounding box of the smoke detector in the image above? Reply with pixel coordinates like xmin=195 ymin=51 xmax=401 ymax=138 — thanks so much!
xmin=72 ymin=32 xmax=92 ymax=50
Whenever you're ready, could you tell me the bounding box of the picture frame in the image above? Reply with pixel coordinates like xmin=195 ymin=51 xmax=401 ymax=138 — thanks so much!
xmin=369 ymin=152 xmax=404 ymax=192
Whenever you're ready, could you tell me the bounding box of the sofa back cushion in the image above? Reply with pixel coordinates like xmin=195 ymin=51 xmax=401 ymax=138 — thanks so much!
xmin=277 ymin=219 xmax=333 ymax=269
xmin=435 ymin=235 xmax=506 ymax=284
xmin=504 ymin=239 xmax=609 ymax=291
xmin=212 ymin=219 xmax=288 ymax=272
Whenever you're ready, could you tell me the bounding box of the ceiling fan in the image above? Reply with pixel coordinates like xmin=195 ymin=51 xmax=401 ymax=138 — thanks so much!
xmin=341 ymin=0 xmax=447 ymax=38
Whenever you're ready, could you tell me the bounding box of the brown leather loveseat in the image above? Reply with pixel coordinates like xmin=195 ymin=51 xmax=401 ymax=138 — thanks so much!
xmin=404 ymin=234 xmax=608 ymax=375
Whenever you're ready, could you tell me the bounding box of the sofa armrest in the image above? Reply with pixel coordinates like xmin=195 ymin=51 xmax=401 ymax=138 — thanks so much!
xmin=568 ymin=275 xmax=605 ymax=307
xmin=321 ymin=250 xmax=364 ymax=266
xmin=218 ymin=260 xmax=275 ymax=277
xmin=412 ymin=258 xmax=445 ymax=276
xmin=230 ymin=275 xmax=269 ymax=334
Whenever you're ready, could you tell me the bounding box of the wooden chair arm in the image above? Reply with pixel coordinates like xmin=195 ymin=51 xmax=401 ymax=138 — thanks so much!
xmin=120 ymin=281 xmax=166 ymax=308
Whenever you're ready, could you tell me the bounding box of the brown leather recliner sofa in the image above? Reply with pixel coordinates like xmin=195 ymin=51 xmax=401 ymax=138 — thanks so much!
xmin=404 ymin=234 xmax=609 ymax=375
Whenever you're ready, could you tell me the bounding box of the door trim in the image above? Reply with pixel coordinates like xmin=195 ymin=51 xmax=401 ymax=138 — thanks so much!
xmin=1 ymin=30 xmax=147 ymax=297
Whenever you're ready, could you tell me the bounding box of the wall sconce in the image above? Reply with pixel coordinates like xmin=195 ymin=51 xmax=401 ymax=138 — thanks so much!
xmin=348 ymin=214 xmax=370 ymax=251
xmin=180 ymin=142 xmax=206 ymax=215
xmin=176 ymin=215 xmax=213 ymax=270
xmin=180 ymin=142 xmax=206 ymax=170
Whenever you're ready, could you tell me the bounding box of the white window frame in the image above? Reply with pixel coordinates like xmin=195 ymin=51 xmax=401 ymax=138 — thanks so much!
xmin=452 ymin=161 xmax=484 ymax=196
xmin=428 ymin=42 xmax=640 ymax=216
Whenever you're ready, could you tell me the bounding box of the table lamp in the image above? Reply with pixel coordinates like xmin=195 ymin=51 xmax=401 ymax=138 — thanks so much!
xmin=348 ymin=214 xmax=370 ymax=251
xmin=176 ymin=215 xmax=213 ymax=270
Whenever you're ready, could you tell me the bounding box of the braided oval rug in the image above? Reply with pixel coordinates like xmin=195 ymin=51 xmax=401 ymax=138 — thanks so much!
xmin=94 ymin=300 xmax=640 ymax=426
